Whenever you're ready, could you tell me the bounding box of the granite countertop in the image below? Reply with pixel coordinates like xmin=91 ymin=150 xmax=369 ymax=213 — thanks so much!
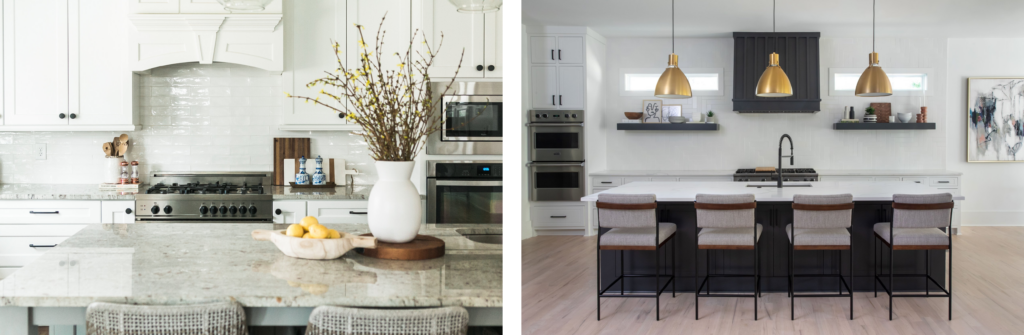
xmin=581 ymin=181 xmax=966 ymax=202
xmin=589 ymin=169 xmax=963 ymax=177
xmin=0 ymin=223 xmax=501 ymax=308
xmin=0 ymin=184 xmax=416 ymax=201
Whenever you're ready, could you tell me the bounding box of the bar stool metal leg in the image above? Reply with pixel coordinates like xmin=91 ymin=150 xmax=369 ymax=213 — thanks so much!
xmin=850 ymin=238 xmax=854 ymax=320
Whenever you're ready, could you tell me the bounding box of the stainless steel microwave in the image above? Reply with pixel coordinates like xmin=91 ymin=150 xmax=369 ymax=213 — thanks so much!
xmin=426 ymin=81 xmax=502 ymax=155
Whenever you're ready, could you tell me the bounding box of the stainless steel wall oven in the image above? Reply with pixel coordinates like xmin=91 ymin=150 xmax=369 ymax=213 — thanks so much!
xmin=426 ymin=161 xmax=502 ymax=224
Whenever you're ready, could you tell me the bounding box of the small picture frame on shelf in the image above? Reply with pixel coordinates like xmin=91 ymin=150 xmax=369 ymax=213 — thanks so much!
xmin=642 ymin=99 xmax=663 ymax=123
xmin=661 ymin=104 xmax=682 ymax=122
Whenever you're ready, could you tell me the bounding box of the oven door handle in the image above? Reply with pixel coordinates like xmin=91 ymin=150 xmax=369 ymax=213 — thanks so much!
xmin=433 ymin=180 xmax=503 ymax=186
xmin=526 ymin=162 xmax=585 ymax=167
xmin=525 ymin=123 xmax=584 ymax=127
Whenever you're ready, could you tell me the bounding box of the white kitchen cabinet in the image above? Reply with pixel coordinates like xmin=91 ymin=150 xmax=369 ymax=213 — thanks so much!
xmin=73 ymin=0 xmax=137 ymax=127
xmin=420 ymin=0 xmax=501 ymax=78
xmin=0 ymin=201 xmax=102 ymax=224
xmin=272 ymin=201 xmax=307 ymax=224
xmin=307 ymin=200 xmax=369 ymax=224
xmin=101 ymin=201 xmax=136 ymax=224
xmin=557 ymin=66 xmax=586 ymax=109
xmin=530 ymin=66 xmax=559 ymax=109
xmin=531 ymin=202 xmax=587 ymax=231
xmin=529 ymin=36 xmax=557 ymax=64
xmin=129 ymin=0 xmax=282 ymax=14
xmin=347 ymin=0 xmax=411 ymax=75
xmin=529 ymin=65 xmax=585 ymax=110
xmin=529 ymin=36 xmax=584 ymax=65
xmin=3 ymin=0 xmax=69 ymax=126
xmin=557 ymin=36 xmax=584 ymax=64
xmin=282 ymin=0 xmax=350 ymax=128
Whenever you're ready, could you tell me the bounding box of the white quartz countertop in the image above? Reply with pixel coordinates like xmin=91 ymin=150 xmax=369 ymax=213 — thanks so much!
xmin=580 ymin=181 xmax=966 ymax=202
xmin=0 ymin=184 xmax=404 ymax=200
xmin=588 ymin=169 xmax=963 ymax=177
xmin=0 ymin=223 xmax=500 ymax=308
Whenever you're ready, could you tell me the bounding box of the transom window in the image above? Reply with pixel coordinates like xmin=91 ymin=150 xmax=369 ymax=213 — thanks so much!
xmin=620 ymin=68 xmax=724 ymax=97
xmin=829 ymin=68 xmax=933 ymax=97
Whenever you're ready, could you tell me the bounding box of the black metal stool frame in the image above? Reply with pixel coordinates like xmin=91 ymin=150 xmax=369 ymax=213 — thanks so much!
xmin=693 ymin=201 xmax=761 ymax=321
xmin=873 ymin=202 xmax=953 ymax=321
xmin=596 ymin=205 xmax=676 ymax=321
xmin=788 ymin=229 xmax=853 ymax=320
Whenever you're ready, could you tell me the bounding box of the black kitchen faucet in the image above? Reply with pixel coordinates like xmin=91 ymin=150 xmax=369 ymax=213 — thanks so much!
xmin=778 ymin=134 xmax=794 ymax=188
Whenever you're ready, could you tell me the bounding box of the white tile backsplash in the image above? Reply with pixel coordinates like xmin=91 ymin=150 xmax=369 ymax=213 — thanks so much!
xmin=0 ymin=63 xmax=378 ymax=185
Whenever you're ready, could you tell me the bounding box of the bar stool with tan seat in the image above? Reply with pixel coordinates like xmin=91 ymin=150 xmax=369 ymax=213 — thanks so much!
xmin=85 ymin=301 xmax=247 ymax=335
xmin=693 ymin=193 xmax=761 ymax=320
xmin=787 ymin=194 xmax=855 ymax=320
xmin=874 ymin=193 xmax=954 ymax=320
xmin=596 ymin=193 xmax=676 ymax=321
xmin=305 ymin=306 xmax=469 ymax=335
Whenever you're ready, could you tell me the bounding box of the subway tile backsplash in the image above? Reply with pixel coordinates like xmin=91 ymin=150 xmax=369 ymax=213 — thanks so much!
xmin=0 ymin=63 xmax=377 ymax=185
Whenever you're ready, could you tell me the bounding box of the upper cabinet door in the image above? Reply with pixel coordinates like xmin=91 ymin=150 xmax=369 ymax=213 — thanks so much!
xmin=73 ymin=0 xmax=134 ymax=126
xmin=128 ymin=0 xmax=179 ymax=13
xmin=3 ymin=0 xmax=71 ymax=126
xmin=557 ymin=66 xmax=585 ymax=109
xmin=529 ymin=36 xmax=557 ymax=64
xmin=421 ymin=0 xmax=484 ymax=79
xmin=284 ymin=0 xmax=348 ymax=126
xmin=556 ymin=36 xmax=585 ymax=64
xmin=130 ymin=0 xmax=282 ymax=14
xmin=483 ymin=8 xmax=502 ymax=77
xmin=530 ymin=66 xmax=558 ymax=109
xmin=347 ymin=0 xmax=412 ymax=76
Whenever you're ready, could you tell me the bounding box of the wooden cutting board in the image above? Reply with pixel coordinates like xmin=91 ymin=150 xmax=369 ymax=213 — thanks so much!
xmin=755 ymin=167 xmax=776 ymax=172
xmin=358 ymin=234 xmax=445 ymax=260
xmin=273 ymin=138 xmax=311 ymax=186
xmin=871 ymin=102 xmax=891 ymax=123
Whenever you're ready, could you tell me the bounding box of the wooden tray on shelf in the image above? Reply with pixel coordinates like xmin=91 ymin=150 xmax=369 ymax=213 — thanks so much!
xmin=288 ymin=182 xmax=337 ymax=189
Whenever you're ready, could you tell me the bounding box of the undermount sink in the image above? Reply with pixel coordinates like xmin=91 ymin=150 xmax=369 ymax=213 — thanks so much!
xmin=456 ymin=228 xmax=503 ymax=245
xmin=746 ymin=182 xmax=813 ymax=188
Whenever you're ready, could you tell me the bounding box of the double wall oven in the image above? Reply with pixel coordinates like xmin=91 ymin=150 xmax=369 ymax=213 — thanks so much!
xmin=527 ymin=110 xmax=586 ymax=201
xmin=427 ymin=81 xmax=502 ymax=155
xmin=427 ymin=161 xmax=502 ymax=224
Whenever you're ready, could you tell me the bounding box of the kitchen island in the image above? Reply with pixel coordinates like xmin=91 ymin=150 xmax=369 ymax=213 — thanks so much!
xmin=581 ymin=181 xmax=963 ymax=293
xmin=0 ymin=223 xmax=501 ymax=334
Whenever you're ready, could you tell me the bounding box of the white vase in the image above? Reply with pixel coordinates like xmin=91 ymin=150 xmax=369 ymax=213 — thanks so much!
xmin=367 ymin=161 xmax=421 ymax=243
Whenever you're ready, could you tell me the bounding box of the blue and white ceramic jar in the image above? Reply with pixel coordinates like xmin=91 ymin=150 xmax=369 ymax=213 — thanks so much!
xmin=312 ymin=155 xmax=327 ymax=185
xmin=295 ymin=156 xmax=311 ymax=185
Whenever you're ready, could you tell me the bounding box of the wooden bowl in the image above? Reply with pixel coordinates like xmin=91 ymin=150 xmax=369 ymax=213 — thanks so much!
xmin=252 ymin=229 xmax=377 ymax=260
xmin=624 ymin=112 xmax=642 ymax=120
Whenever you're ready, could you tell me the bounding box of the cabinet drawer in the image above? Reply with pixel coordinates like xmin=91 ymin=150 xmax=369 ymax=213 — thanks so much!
xmin=272 ymin=201 xmax=307 ymax=224
xmin=531 ymin=205 xmax=587 ymax=229
xmin=874 ymin=177 xmax=901 ymax=182
xmin=902 ymin=177 xmax=927 ymax=184
xmin=929 ymin=177 xmax=958 ymax=187
xmin=0 ymin=224 xmax=87 ymax=237
xmin=622 ymin=177 xmax=650 ymax=184
xmin=307 ymin=201 xmax=369 ymax=224
xmin=0 ymin=201 xmax=101 ymax=224
xmin=592 ymin=177 xmax=622 ymax=187
xmin=0 ymin=236 xmax=69 ymax=267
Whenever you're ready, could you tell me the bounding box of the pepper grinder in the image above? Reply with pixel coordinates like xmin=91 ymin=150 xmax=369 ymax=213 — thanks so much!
xmin=130 ymin=161 xmax=140 ymax=184
xmin=295 ymin=156 xmax=311 ymax=185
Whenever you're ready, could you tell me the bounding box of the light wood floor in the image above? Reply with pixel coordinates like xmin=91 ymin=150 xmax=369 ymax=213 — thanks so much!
xmin=522 ymin=227 xmax=1024 ymax=334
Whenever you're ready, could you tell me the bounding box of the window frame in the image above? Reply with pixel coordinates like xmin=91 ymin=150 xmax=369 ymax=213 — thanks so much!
xmin=827 ymin=67 xmax=934 ymax=97
xmin=619 ymin=67 xmax=725 ymax=97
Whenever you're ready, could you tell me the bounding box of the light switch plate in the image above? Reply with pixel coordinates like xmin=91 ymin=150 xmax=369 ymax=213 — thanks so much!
xmin=34 ymin=144 xmax=46 ymax=160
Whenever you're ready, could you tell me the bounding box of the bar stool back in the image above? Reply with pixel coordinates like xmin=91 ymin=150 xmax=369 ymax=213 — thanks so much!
xmin=693 ymin=193 xmax=761 ymax=320
xmin=874 ymin=193 xmax=954 ymax=320
xmin=306 ymin=306 xmax=469 ymax=335
xmin=787 ymin=193 xmax=854 ymax=320
xmin=85 ymin=302 xmax=246 ymax=335
xmin=596 ymin=193 xmax=676 ymax=321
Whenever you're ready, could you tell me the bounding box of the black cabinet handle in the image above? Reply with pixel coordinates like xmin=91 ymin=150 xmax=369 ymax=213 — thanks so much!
xmin=476 ymin=65 xmax=483 ymax=71
xmin=559 ymin=95 xmax=563 ymax=105
xmin=938 ymin=181 xmax=950 ymax=184
xmin=125 ymin=208 xmax=133 ymax=214
xmin=558 ymin=49 xmax=562 ymax=60
xmin=551 ymin=49 xmax=554 ymax=60
xmin=29 ymin=211 xmax=59 ymax=214
xmin=338 ymin=113 xmax=345 ymax=119
xmin=69 ymin=113 xmax=77 ymax=119
xmin=487 ymin=65 xmax=494 ymax=71
xmin=29 ymin=244 xmax=57 ymax=248
xmin=275 ymin=209 xmax=282 ymax=215
xmin=601 ymin=181 xmax=612 ymax=184
xmin=551 ymin=215 xmax=567 ymax=219
xmin=552 ymin=95 xmax=555 ymax=105
xmin=58 ymin=113 xmax=66 ymax=119
xmin=349 ymin=211 xmax=368 ymax=215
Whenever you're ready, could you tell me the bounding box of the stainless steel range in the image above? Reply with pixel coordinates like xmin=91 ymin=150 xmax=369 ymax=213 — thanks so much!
xmin=732 ymin=168 xmax=818 ymax=182
xmin=134 ymin=172 xmax=274 ymax=223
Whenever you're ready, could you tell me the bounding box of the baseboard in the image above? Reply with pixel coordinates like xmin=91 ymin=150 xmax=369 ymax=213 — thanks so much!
xmin=962 ymin=211 xmax=1024 ymax=226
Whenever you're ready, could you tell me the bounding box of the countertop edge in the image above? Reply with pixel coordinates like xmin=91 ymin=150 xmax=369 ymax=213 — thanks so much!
xmin=588 ymin=169 xmax=964 ymax=177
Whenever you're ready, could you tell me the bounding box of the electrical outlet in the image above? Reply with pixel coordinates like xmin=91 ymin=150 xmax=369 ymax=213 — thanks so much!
xmin=34 ymin=144 xmax=46 ymax=160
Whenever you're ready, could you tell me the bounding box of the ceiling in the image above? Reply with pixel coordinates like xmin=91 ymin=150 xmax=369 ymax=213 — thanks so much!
xmin=523 ymin=0 xmax=1024 ymax=38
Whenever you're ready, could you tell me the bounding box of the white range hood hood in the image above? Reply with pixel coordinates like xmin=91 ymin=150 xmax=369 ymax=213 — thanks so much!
xmin=128 ymin=13 xmax=283 ymax=73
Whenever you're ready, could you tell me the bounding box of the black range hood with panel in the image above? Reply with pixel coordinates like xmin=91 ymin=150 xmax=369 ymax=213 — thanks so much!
xmin=732 ymin=32 xmax=821 ymax=113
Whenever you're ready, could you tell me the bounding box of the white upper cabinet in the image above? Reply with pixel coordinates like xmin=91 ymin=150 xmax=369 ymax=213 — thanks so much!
xmin=530 ymin=66 xmax=558 ymax=109
xmin=529 ymin=36 xmax=584 ymax=65
xmin=347 ymin=0 xmax=411 ymax=76
xmin=129 ymin=0 xmax=283 ymax=14
xmin=75 ymin=0 xmax=135 ymax=126
xmin=282 ymin=0 xmax=349 ymax=127
xmin=557 ymin=66 xmax=585 ymax=109
xmin=420 ymin=0 xmax=501 ymax=78
xmin=556 ymin=36 xmax=584 ymax=64
xmin=528 ymin=31 xmax=587 ymax=110
xmin=3 ymin=0 xmax=70 ymax=126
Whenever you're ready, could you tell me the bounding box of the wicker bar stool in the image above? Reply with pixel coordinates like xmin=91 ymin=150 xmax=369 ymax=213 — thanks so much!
xmin=787 ymin=194 xmax=855 ymax=320
xmin=596 ymin=193 xmax=676 ymax=321
xmin=693 ymin=193 xmax=761 ymax=320
xmin=306 ymin=306 xmax=469 ymax=335
xmin=874 ymin=193 xmax=954 ymax=320
xmin=85 ymin=301 xmax=246 ymax=335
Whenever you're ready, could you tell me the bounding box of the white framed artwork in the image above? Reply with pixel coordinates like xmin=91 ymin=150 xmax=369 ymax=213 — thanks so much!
xmin=642 ymin=100 xmax=663 ymax=123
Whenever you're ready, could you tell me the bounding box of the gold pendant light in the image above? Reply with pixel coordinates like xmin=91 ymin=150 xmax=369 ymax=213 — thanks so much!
xmin=755 ymin=0 xmax=793 ymax=97
xmin=855 ymin=0 xmax=892 ymax=97
xmin=654 ymin=0 xmax=692 ymax=99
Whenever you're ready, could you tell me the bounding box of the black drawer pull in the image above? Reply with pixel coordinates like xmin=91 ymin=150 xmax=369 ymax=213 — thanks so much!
xmin=29 ymin=244 xmax=57 ymax=248
xmin=552 ymin=95 xmax=555 ymax=105
xmin=551 ymin=215 xmax=567 ymax=219
xmin=349 ymin=211 xmax=368 ymax=215
xmin=559 ymin=95 xmax=563 ymax=105
xmin=558 ymin=49 xmax=562 ymax=60
xmin=938 ymin=181 xmax=950 ymax=183
xmin=551 ymin=49 xmax=554 ymax=60
xmin=601 ymin=181 xmax=612 ymax=184
xmin=29 ymin=211 xmax=59 ymax=214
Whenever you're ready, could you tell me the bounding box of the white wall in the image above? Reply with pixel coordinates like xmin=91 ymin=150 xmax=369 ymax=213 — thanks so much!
xmin=947 ymin=38 xmax=1024 ymax=226
xmin=0 ymin=63 xmax=382 ymax=185
xmin=520 ymin=25 xmax=536 ymax=241
xmin=596 ymin=37 xmax=947 ymax=172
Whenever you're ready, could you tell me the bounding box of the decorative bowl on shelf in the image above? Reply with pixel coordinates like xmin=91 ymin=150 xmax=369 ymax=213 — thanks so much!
xmin=668 ymin=116 xmax=687 ymax=124
xmin=624 ymin=112 xmax=642 ymax=120
xmin=897 ymin=112 xmax=913 ymax=123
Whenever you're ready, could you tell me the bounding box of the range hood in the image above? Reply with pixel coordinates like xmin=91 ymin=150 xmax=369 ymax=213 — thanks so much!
xmin=732 ymin=32 xmax=821 ymax=113
xmin=128 ymin=14 xmax=283 ymax=73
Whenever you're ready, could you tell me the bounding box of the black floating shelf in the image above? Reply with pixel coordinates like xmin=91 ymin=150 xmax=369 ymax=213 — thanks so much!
xmin=833 ymin=123 xmax=936 ymax=130
xmin=617 ymin=123 xmax=720 ymax=131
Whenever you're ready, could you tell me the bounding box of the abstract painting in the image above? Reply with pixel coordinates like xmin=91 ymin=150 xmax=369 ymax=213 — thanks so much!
xmin=967 ymin=77 xmax=1024 ymax=162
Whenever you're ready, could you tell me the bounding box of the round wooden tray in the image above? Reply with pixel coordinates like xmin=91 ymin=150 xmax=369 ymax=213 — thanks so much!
xmin=358 ymin=234 xmax=445 ymax=260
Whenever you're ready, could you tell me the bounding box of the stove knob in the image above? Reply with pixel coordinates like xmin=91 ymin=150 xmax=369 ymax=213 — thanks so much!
xmin=563 ymin=114 xmax=569 ymax=118
xmin=150 ymin=205 xmax=159 ymax=214
xmin=229 ymin=205 xmax=238 ymax=215
xmin=238 ymin=206 xmax=248 ymax=215
xmin=199 ymin=205 xmax=209 ymax=215
xmin=209 ymin=206 xmax=219 ymax=215
xmin=249 ymin=206 xmax=258 ymax=215
xmin=535 ymin=113 xmax=540 ymax=118
xmin=571 ymin=113 xmax=578 ymax=118
xmin=163 ymin=205 xmax=173 ymax=214
xmin=219 ymin=205 xmax=228 ymax=214
xmin=541 ymin=113 xmax=548 ymax=118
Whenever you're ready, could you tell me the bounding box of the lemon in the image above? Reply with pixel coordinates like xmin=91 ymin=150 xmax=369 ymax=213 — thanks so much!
xmin=300 ymin=216 xmax=319 ymax=229
xmin=308 ymin=224 xmax=329 ymax=239
xmin=286 ymin=224 xmax=305 ymax=237
xmin=327 ymin=229 xmax=341 ymax=239
xmin=302 ymin=232 xmax=310 ymax=239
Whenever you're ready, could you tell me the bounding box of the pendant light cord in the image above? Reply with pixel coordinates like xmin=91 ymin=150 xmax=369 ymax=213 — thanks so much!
xmin=872 ymin=0 xmax=876 ymax=53
xmin=773 ymin=0 xmax=776 ymax=33
xmin=671 ymin=0 xmax=675 ymax=53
